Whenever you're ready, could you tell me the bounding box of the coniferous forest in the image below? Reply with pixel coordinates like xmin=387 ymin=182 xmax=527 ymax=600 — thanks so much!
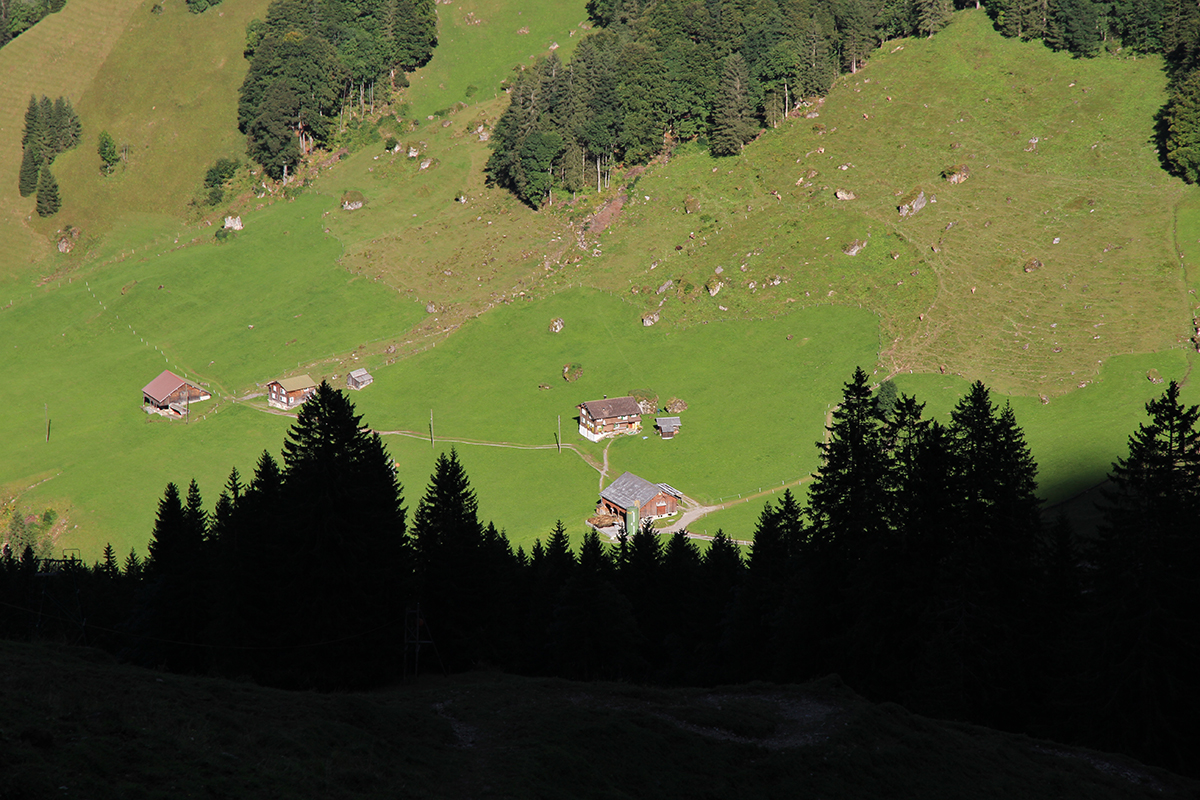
xmin=2 ymin=374 xmax=1197 ymax=778
xmin=236 ymin=0 xmax=437 ymax=179
xmin=17 ymin=94 xmax=79 ymax=217
xmin=483 ymin=0 xmax=1200 ymax=205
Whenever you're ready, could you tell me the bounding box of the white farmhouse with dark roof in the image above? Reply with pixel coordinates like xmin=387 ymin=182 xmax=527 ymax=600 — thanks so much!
xmin=577 ymin=396 xmax=643 ymax=442
xmin=597 ymin=471 xmax=682 ymax=530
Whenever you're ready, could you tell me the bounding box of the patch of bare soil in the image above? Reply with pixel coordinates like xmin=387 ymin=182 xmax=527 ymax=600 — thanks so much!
xmin=587 ymin=192 xmax=626 ymax=235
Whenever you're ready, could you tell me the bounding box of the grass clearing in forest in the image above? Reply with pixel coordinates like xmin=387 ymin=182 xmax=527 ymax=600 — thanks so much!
xmin=402 ymin=0 xmax=590 ymax=119
xmin=579 ymin=9 xmax=1193 ymax=398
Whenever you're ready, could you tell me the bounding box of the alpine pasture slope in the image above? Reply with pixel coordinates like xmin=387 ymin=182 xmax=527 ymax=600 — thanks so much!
xmin=2 ymin=3 xmax=1199 ymax=560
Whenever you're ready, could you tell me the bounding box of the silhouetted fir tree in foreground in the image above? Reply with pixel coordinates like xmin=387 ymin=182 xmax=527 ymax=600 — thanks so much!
xmin=7 ymin=372 xmax=1200 ymax=777
xmin=1083 ymin=381 xmax=1200 ymax=774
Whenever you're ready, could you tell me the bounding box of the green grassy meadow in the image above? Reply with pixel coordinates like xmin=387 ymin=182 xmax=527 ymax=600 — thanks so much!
xmin=404 ymin=0 xmax=589 ymax=119
xmin=0 ymin=193 xmax=426 ymax=558
xmin=0 ymin=0 xmax=269 ymax=280
xmin=2 ymin=5 xmax=1200 ymax=558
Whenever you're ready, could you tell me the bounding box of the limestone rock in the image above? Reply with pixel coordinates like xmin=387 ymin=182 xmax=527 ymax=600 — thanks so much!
xmin=898 ymin=189 xmax=926 ymax=218
xmin=835 ymin=189 xmax=856 ymax=201
xmin=548 ymin=317 xmax=564 ymax=333
xmin=642 ymin=311 xmax=660 ymax=327
xmin=943 ymin=164 xmax=969 ymax=184
xmin=842 ymin=239 xmax=866 ymax=256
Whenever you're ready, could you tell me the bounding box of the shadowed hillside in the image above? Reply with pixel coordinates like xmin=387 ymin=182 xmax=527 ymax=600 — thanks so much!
xmin=2 ymin=639 xmax=1196 ymax=799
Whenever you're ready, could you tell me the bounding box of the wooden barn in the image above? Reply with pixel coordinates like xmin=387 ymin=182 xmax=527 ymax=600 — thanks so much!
xmin=577 ymin=396 xmax=643 ymax=442
xmin=142 ymin=370 xmax=210 ymax=415
xmin=267 ymin=374 xmax=317 ymax=410
xmin=655 ymin=416 xmax=682 ymax=439
xmin=347 ymin=368 xmax=373 ymax=390
xmin=597 ymin=471 xmax=683 ymax=530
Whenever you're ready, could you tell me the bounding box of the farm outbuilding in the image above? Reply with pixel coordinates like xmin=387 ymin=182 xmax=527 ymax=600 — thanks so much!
xmin=142 ymin=370 xmax=210 ymax=415
xmin=597 ymin=471 xmax=682 ymax=530
xmin=577 ymin=396 xmax=643 ymax=442
xmin=655 ymin=416 xmax=681 ymax=439
xmin=267 ymin=374 xmax=317 ymax=410
xmin=347 ymin=368 xmax=373 ymax=390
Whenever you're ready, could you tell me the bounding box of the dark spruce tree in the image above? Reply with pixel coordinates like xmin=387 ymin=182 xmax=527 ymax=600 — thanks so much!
xmin=710 ymin=53 xmax=756 ymax=156
xmin=411 ymin=448 xmax=503 ymax=668
xmin=18 ymin=144 xmax=39 ymax=197
xmin=269 ymin=381 xmax=407 ymax=687
xmin=1165 ymin=68 xmax=1200 ymax=183
xmin=1086 ymin=381 xmax=1200 ymax=774
xmin=35 ymin=166 xmax=61 ymax=217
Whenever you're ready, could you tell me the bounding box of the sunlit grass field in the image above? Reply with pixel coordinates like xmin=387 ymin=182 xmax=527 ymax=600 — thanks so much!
xmin=2 ymin=4 xmax=1200 ymax=558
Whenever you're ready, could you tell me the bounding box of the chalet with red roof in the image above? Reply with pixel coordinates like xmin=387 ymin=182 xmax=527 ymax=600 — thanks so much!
xmin=577 ymin=396 xmax=643 ymax=442
xmin=142 ymin=370 xmax=210 ymax=416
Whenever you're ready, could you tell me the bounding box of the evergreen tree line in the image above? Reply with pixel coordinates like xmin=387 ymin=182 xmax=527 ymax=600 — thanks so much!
xmin=18 ymin=94 xmax=79 ymax=217
xmin=986 ymin=0 xmax=1200 ymax=62
xmin=236 ymin=0 xmax=437 ymax=180
xmin=1 ymin=374 xmax=1196 ymax=776
xmin=1 ymin=0 xmax=67 ymax=50
xmin=485 ymin=0 xmax=980 ymax=207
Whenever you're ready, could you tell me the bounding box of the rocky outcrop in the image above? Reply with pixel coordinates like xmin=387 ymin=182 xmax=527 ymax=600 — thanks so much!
xmin=548 ymin=317 xmax=564 ymax=333
xmin=898 ymin=189 xmax=926 ymax=218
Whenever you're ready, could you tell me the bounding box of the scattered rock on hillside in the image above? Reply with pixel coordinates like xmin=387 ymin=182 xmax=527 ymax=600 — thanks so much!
xmin=684 ymin=195 xmax=700 ymax=214
xmin=562 ymin=363 xmax=583 ymax=382
xmin=1148 ymin=369 xmax=1164 ymax=384
xmin=943 ymin=164 xmax=969 ymax=184
xmin=706 ymin=277 xmax=723 ymax=297
xmin=657 ymin=280 xmax=674 ymax=295
xmin=842 ymin=239 xmax=866 ymax=256
xmin=1025 ymin=137 xmax=1040 ymax=152
xmin=426 ymin=301 xmax=438 ymax=314
xmin=1024 ymin=258 xmax=1043 ymax=273
xmin=407 ymin=146 xmax=420 ymax=158
xmin=341 ymin=191 xmax=365 ymax=211
xmin=548 ymin=317 xmax=564 ymax=333
xmin=898 ymin=189 xmax=926 ymax=218
xmin=642 ymin=311 xmax=660 ymax=327
xmin=835 ymin=189 xmax=856 ymax=201
xmin=57 ymin=227 xmax=81 ymax=253
xmin=224 ymin=215 xmax=244 ymax=229
xmin=666 ymin=397 xmax=688 ymax=413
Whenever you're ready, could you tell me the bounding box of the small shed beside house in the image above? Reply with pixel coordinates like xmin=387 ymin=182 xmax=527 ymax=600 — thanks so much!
xmin=578 ymin=396 xmax=643 ymax=442
xmin=267 ymin=374 xmax=318 ymax=410
xmin=347 ymin=368 xmax=373 ymax=390
xmin=142 ymin=370 xmax=210 ymax=415
xmin=597 ymin=471 xmax=683 ymax=530
xmin=655 ymin=416 xmax=681 ymax=439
